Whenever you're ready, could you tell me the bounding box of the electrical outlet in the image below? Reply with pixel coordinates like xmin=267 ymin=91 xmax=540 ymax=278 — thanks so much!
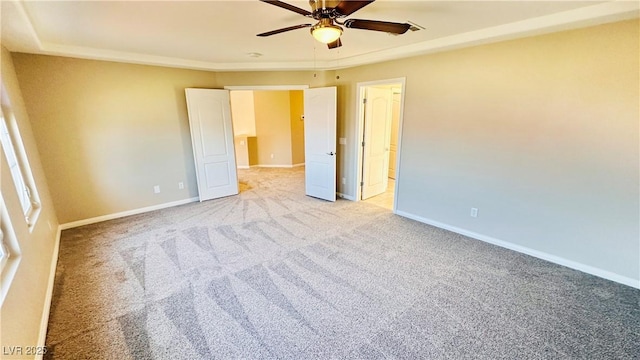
xmin=470 ymin=208 xmax=478 ymax=218
xmin=178 ymin=182 xmax=184 ymax=190
xmin=342 ymin=177 xmax=346 ymax=185
xmin=154 ymin=185 xmax=160 ymax=194
xmin=270 ymin=153 xmax=274 ymax=159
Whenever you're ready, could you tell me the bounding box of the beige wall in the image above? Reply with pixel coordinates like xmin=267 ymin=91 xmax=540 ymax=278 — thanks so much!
xmin=10 ymin=56 xmax=323 ymax=224
xmin=216 ymin=70 xmax=332 ymax=89
xmin=335 ymin=19 xmax=639 ymax=282
xmin=230 ymin=90 xmax=256 ymax=136
xmin=253 ymin=91 xmax=293 ymax=166
xmin=234 ymin=90 xmax=305 ymax=167
xmin=234 ymin=135 xmax=250 ymax=168
xmin=289 ymin=90 xmax=305 ymax=165
xmin=12 ymin=55 xmax=218 ymax=224
xmin=0 ymin=46 xmax=60 ymax=357
xmin=5 ymin=27 xmax=637 ymax=357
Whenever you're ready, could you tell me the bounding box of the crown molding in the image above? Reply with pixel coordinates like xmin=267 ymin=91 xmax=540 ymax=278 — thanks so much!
xmin=7 ymin=0 xmax=639 ymax=72
xmin=324 ymin=1 xmax=640 ymax=70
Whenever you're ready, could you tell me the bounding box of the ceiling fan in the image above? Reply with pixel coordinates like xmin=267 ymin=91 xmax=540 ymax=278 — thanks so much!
xmin=257 ymin=0 xmax=412 ymax=49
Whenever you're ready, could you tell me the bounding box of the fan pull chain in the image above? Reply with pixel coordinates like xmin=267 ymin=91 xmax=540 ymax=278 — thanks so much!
xmin=335 ymin=46 xmax=340 ymax=80
xmin=313 ymin=41 xmax=318 ymax=78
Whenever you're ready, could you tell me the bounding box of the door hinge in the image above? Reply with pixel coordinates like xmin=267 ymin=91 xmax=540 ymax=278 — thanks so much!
xmin=363 ymin=98 xmax=367 ymax=104
xmin=360 ymin=181 xmax=364 ymax=187
xmin=361 ymin=141 xmax=365 ymax=147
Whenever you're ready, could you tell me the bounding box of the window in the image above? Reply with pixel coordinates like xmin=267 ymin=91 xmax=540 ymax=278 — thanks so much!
xmin=0 ymin=88 xmax=41 ymax=229
xmin=0 ymin=232 xmax=8 ymax=272
xmin=0 ymin=195 xmax=22 ymax=306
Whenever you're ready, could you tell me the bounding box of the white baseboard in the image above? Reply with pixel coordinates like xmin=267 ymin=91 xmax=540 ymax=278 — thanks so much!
xmin=256 ymin=164 xmax=301 ymax=168
xmin=395 ymin=210 xmax=640 ymax=289
xmin=337 ymin=192 xmax=356 ymax=201
xmin=37 ymin=226 xmax=62 ymax=359
xmin=60 ymin=197 xmax=199 ymax=230
xmin=242 ymin=164 xmax=305 ymax=169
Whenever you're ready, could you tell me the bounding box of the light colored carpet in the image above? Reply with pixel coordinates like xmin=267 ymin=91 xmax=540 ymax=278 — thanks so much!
xmin=45 ymin=167 xmax=639 ymax=359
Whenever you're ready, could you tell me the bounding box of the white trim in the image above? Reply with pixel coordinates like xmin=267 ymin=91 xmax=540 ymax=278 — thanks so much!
xmin=239 ymin=164 xmax=303 ymax=169
xmin=324 ymin=1 xmax=640 ymax=71
xmin=225 ymin=85 xmax=309 ymax=91
xmin=395 ymin=210 xmax=640 ymax=289
xmin=59 ymin=197 xmax=199 ymax=230
xmin=0 ymin=196 xmax=22 ymax=307
xmin=256 ymin=164 xmax=300 ymax=168
xmin=337 ymin=192 xmax=356 ymax=201
xmin=354 ymin=78 xmax=406 ymax=214
xmin=5 ymin=2 xmax=637 ymax=72
xmin=37 ymin=226 xmax=62 ymax=360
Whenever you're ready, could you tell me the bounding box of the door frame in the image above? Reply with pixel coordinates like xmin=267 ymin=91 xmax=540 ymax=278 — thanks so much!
xmin=353 ymin=77 xmax=406 ymax=212
xmin=225 ymin=85 xmax=310 ymax=169
xmin=224 ymin=85 xmax=309 ymax=91
xmin=223 ymin=85 xmax=310 ymax=163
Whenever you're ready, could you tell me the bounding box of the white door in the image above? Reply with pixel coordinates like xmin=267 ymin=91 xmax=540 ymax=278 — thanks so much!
xmin=362 ymin=87 xmax=393 ymax=200
xmin=388 ymin=92 xmax=401 ymax=179
xmin=304 ymin=87 xmax=337 ymax=201
xmin=185 ymin=88 xmax=238 ymax=201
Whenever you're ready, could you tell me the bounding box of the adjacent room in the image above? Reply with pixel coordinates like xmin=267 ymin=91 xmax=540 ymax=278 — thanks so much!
xmin=1 ymin=1 xmax=638 ymax=359
xmin=230 ymin=90 xmax=306 ymax=170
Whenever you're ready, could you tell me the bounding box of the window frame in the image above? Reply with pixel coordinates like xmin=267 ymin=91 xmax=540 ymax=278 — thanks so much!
xmin=0 ymin=195 xmax=22 ymax=306
xmin=0 ymin=86 xmax=41 ymax=230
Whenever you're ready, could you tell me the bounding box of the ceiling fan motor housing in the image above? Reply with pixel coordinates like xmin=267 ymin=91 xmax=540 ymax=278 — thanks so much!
xmin=309 ymin=0 xmax=345 ymax=19
xmin=257 ymin=1 xmax=411 ymax=49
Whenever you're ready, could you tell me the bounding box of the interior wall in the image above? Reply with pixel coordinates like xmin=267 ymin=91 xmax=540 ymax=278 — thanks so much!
xmin=0 ymin=46 xmax=60 ymax=355
xmin=289 ymin=90 xmax=305 ymax=165
xmin=253 ymin=91 xmax=293 ymax=166
xmin=216 ymin=70 xmax=333 ymax=89
xmin=231 ymin=90 xmax=257 ymax=168
xmin=7 ymin=19 xmax=637 ymax=287
xmin=11 ymin=54 xmax=218 ymax=224
xmin=335 ymin=19 xmax=639 ymax=283
xmin=230 ymin=90 xmax=256 ymax=136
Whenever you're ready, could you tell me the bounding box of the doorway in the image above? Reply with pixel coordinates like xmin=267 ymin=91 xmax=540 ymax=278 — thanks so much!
xmin=354 ymin=78 xmax=405 ymax=212
xmin=225 ymin=85 xmax=338 ymax=202
xmin=229 ymin=89 xmax=306 ymax=169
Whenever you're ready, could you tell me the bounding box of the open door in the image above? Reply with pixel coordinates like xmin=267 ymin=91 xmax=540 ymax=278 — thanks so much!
xmin=361 ymin=87 xmax=393 ymax=200
xmin=304 ymin=87 xmax=337 ymax=202
xmin=185 ymin=88 xmax=238 ymax=201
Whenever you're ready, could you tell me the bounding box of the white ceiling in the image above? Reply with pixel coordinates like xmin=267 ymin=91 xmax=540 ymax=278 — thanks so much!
xmin=1 ymin=1 xmax=638 ymax=71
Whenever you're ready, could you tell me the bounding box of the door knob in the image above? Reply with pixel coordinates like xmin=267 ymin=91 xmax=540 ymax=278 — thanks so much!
xmin=327 ymin=152 xmax=336 ymax=156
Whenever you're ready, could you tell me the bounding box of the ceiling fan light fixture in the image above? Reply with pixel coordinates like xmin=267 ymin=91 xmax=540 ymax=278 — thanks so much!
xmin=311 ymin=19 xmax=343 ymax=44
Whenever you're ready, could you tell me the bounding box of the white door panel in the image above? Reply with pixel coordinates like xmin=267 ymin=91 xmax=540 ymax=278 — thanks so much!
xmin=185 ymin=88 xmax=238 ymax=201
xmin=304 ymin=87 xmax=337 ymax=202
xmin=388 ymin=92 xmax=400 ymax=179
xmin=362 ymin=87 xmax=392 ymax=200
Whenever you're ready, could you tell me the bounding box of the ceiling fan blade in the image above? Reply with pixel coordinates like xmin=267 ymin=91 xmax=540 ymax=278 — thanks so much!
xmin=327 ymin=38 xmax=342 ymax=49
xmin=335 ymin=1 xmax=374 ymax=16
xmin=259 ymin=0 xmax=312 ymax=17
xmin=257 ymin=24 xmax=312 ymax=37
xmin=344 ymin=19 xmax=411 ymax=34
